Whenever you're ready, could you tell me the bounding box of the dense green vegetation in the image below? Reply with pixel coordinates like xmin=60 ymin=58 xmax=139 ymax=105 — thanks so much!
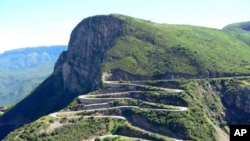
xmin=4 ymin=114 xmax=173 ymax=141
xmin=223 ymin=21 xmax=250 ymax=46
xmin=103 ymin=15 xmax=250 ymax=78
xmin=4 ymin=116 xmax=124 ymax=141
xmin=0 ymin=46 xmax=67 ymax=106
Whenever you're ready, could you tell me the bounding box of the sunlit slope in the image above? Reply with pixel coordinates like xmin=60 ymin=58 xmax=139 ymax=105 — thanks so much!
xmin=223 ymin=21 xmax=250 ymax=46
xmin=103 ymin=15 xmax=250 ymax=78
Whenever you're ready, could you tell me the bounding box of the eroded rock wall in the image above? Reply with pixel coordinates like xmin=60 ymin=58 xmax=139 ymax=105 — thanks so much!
xmin=54 ymin=15 xmax=123 ymax=94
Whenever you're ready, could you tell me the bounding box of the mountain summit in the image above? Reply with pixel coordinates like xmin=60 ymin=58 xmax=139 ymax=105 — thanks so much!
xmin=1 ymin=14 xmax=250 ymax=140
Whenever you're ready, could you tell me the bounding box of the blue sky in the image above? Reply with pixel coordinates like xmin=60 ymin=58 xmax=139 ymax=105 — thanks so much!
xmin=0 ymin=0 xmax=249 ymax=53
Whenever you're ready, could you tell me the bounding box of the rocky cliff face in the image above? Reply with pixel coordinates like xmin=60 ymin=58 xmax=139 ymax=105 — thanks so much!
xmin=209 ymin=79 xmax=250 ymax=124
xmin=54 ymin=15 xmax=123 ymax=94
xmin=223 ymin=87 xmax=250 ymax=124
xmin=0 ymin=15 xmax=123 ymax=140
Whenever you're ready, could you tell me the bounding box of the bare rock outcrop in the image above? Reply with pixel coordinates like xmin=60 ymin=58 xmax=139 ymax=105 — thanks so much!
xmin=54 ymin=15 xmax=123 ymax=94
xmin=223 ymin=87 xmax=250 ymax=124
xmin=0 ymin=15 xmax=123 ymax=140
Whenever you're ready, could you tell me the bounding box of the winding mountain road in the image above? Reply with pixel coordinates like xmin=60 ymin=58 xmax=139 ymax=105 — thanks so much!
xmin=49 ymin=75 xmax=187 ymax=141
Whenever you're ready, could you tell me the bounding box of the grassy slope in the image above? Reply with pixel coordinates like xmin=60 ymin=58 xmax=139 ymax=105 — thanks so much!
xmin=103 ymin=15 xmax=250 ymax=77
xmin=4 ymin=115 xmax=173 ymax=141
xmin=223 ymin=21 xmax=250 ymax=46
xmin=3 ymin=116 xmax=124 ymax=141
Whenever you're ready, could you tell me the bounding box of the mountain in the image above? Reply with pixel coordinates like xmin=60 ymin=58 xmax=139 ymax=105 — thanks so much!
xmin=0 ymin=46 xmax=67 ymax=71
xmin=1 ymin=14 xmax=250 ymax=140
xmin=0 ymin=46 xmax=67 ymax=106
xmin=223 ymin=21 xmax=250 ymax=31
xmin=223 ymin=21 xmax=250 ymax=46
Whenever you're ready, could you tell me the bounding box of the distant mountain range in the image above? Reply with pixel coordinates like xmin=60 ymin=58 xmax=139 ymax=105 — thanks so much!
xmin=0 ymin=46 xmax=67 ymax=107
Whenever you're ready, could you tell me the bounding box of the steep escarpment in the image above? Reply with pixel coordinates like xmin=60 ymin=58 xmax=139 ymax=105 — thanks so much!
xmin=198 ymin=78 xmax=250 ymax=130
xmin=223 ymin=87 xmax=250 ymax=124
xmin=0 ymin=15 xmax=123 ymax=139
xmin=218 ymin=79 xmax=250 ymax=124
xmin=54 ymin=15 xmax=123 ymax=93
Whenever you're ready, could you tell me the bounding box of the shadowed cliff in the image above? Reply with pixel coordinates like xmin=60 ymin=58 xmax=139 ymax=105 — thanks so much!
xmin=0 ymin=15 xmax=123 ymax=139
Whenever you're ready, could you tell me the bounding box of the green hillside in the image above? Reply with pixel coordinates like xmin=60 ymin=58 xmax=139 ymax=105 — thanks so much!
xmin=223 ymin=21 xmax=250 ymax=46
xmin=7 ymin=77 xmax=250 ymax=141
xmin=1 ymin=15 xmax=250 ymax=140
xmin=103 ymin=15 xmax=250 ymax=78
